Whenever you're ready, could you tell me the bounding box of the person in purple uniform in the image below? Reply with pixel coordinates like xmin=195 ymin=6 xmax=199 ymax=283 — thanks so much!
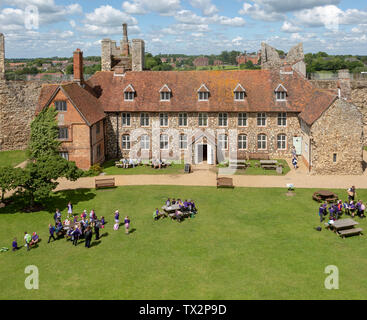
xmin=48 ymin=224 xmax=56 ymax=243
xmin=318 ymin=204 xmax=325 ymax=222
xmin=349 ymin=201 xmax=356 ymax=217
xmin=124 ymin=216 xmax=130 ymax=235
xmin=12 ymin=238 xmax=19 ymax=251
xmin=71 ymin=226 xmax=81 ymax=246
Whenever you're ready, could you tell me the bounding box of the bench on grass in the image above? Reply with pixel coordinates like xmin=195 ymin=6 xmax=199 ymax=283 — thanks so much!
xmin=337 ymin=228 xmax=363 ymax=238
xmin=248 ymin=153 xmax=270 ymax=160
xmin=217 ymin=177 xmax=234 ymax=188
xmin=95 ymin=177 xmax=115 ymax=189
xmin=261 ymin=164 xmax=277 ymax=170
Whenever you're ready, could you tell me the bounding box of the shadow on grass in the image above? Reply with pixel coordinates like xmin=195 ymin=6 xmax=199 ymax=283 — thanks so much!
xmin=90 ymin=240 xmax=101 ymax=247
xmin=0 ymin=188 xmax=96 ymax=215
xmin=129 ymin=228 xmax=136 ymax=234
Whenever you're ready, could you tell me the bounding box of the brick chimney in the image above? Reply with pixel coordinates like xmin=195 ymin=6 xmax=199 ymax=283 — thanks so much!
xmin=73 ymin=48 xmax=83 ymax=85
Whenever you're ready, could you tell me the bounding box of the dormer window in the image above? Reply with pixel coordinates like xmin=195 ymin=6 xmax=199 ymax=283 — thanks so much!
xmin=160 ymin=84 xmax=171 ymax=101
xmin=234 ymin=84 xmax=246 ymax=101
xmin=198 ymin=84 xmax=210 ymax=101
xmin=275 ymin=84 xmax=287 ymax=101
xmin=124 ymin=84 xmax=135 ymax=101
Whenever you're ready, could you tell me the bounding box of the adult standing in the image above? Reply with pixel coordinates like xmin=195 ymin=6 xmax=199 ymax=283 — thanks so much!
xmin=291 ymin=146 xmax=297 ymax=158
xmin=114 ymin=210 xmax=120 ymax=225
xmin=347 ymin=186 xmax=356 ymax=202
xmin=94 ymin=220 xmax=100 ymax=240
xmin=124 ymin=216 xmax=130 ymax=235
xmin=84 ymin=227 xmax=93 ymax=248
xmin=292 ymin=156 xmax=298 ymax=170
xmin=24 ymin=232 xmax=31 ymax=251
xmin=54 ymin=208 xmax=61 ymax=223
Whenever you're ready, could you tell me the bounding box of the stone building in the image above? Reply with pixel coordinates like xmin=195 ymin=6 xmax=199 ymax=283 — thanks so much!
xmin=33 ymin=27 xmax=364 ymax=174
xmin=101 ymin=24 xmax=145 ymax=72
xmin=236 ymin=51 xmax=261 ymax=66
xmin=193 ymin=56 xmax=209 ymax=67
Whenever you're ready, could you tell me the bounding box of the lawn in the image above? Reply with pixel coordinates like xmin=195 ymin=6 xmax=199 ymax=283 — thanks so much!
xmin=0 ymin=186 xmax=367 ymax=300
xmin=0 ymin=150 xmax=27 ymax=167
xmin=102 ymin=160 xmax=185 ymax=175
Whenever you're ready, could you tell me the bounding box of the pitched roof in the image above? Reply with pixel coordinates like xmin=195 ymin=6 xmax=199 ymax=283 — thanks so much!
xmin=234 ymin=83 xmax=246 ymax=92
xmin=86 ymin=69 xmax=332 ymax=114
xmin=36 ymin=82 xmax=105 ymax=126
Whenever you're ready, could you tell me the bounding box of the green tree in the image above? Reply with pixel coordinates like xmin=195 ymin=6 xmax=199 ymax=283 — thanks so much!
xmin=0 ymin=166 xmax=22 ymax=203
xmin=65 ymin=64 xmax=74 ymax=75
xmin=18 ymin=155 xmax=82 ymax=209
xmin=28 ymin=107 xmax=60 ymax=160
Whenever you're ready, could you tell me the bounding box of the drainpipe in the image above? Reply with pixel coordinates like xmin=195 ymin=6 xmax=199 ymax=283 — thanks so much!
xmin=116 ymin=112 xmax=119 ymax=159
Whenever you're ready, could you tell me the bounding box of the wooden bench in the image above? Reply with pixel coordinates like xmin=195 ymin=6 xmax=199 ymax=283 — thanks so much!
xmin=337 ymin=228 xmax=363 ymax=238
xmin=261 ymin=164 xmax=277 ymax=170
xmin=95 ymin=177 xmax=115 ymax=189
xmin=217 ymin=177 xmax=234 ymax=188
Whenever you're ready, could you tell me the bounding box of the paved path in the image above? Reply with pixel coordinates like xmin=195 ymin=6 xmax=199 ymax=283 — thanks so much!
xmin=55 ymin=159 xmax=367 ymax=192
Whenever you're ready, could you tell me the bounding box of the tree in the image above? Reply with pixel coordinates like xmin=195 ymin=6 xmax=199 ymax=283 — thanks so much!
xmin=18 ymin=156 xmax=82 ymax=209
xmin=65 ymin=64 xmax=74 ymax=75
xmin=28 ymin=107 xmax=61 ymax=160
xmin=0 ymin=167 xmax=22 ymax=203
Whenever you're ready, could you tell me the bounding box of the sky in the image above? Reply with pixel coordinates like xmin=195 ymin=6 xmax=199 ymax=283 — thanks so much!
xmin=0 ymin=0 xmax=367 ymax=58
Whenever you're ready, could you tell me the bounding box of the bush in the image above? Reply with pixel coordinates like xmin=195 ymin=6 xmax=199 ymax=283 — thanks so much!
xmin=83 ymin=164 xmax=103 ymax=177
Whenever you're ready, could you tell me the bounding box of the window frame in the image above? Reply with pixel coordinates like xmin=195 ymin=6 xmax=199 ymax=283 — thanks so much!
xmin=140 ymin=113 xmax=150 ymax=127
xmin=160 ymin=92 xmax=171 ymax=101
xmin=122 ymin=134 xmax=131 ymax=150
xmin=238 ymin=134 xmax=247 ymax=150
xmin=198 ymin=113 xmax=208 ymax=127
xmin=58 ymin=127 xmax=69 ymax=140
xmin=218 ymin=134 xmax=228 ymax=150
xmin=218 ymin=113 xmax=228 ymax=127
xmin=257 ymin=112 xmax=267 ymax=127
xmin=238 ymin=112 xmax=248 ymax=127
xmin=178 ymin=113 xmax=188 ymax=127
xmin=59 ymin=152 xmax=69 ymax=160
xmin=234 ymin=91 xmax=245 ymax=101
xmin=122 ymin=112 xmax=131 ymax=127
xmin=140 ymin=134 xmax=150 ymax=150
xmin=179 ymin=134 xmax=188 ymax=150
xmin=124 ymin=91 xmax=135 ymax=101
xmin=277 ymin=112 xmax=287 ymax=127
xmin=55 ymin=100 xmax=67 ymax=112
xmin=277 ymin=134 xmax=287 ymax=150
xmin=159 ymin=113 xmax=169 ymax=127
xmin=198 ymin=92 xmax=209 ymax=101
xmin=257 ymin=134 xmax=267 ymax=150
xmin=276 ymin=91 xmax=287 ymax=101
xmin=160 ymin=134 xmax=169 ymax=150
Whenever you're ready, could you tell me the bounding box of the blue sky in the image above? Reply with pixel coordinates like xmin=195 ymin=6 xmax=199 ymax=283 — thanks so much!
xmin=0 ymin=0 xmax=367 ymax=58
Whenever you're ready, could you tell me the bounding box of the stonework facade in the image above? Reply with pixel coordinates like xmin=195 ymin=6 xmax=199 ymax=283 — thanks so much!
xmin=309 ymin=99 xmax=363 ymax=175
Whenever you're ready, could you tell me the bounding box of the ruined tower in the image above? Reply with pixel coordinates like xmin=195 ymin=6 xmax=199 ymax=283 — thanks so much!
xmin=101 ymin=24 xmax=145 ymax=72
xmin=0 ymin=33 xmax=5 ymax=80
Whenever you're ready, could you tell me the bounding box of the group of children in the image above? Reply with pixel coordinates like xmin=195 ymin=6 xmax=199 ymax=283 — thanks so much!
xmin=153 ymin=198 xmax=198 ymax=222
xmin=318 ymin=199 xmax=366 ymax=223
xmin=12 ymin=232 xmax=39 ymax=252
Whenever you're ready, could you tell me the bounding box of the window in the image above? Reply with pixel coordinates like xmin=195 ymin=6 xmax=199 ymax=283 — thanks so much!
xmin=55 ymin=101 xmax=67 ymax=111
xmin=218 ymin=113 xmax=228 ymax=127
xmin=140 ymin=135 xmax=150 ymax=150
xmin=198 ymin=113 xmax=208 ymax=127
xmin=198 ymin=92 xmax=209 ymax=101
xmin=59 ymin=152 xmax=69 ymax=160
xmin=238 ymin=134 xmax=247 ymax=150
xmin=96 ymin=122 xmax=101 ymax=134
xmin=160 ymin=134 xmax=169 ymax=150
xmin=238 ymin=113 xmax=247 ymax=127
xmin=333 ymin=153 xmax=337 ymax=163
xmin=124 ymin=92 xmax=134 ymax=101
xmin=179 ymin=113 xmax=188 ymax=127
xmin=257 ymin=134 xmax=267 ymax=150
xmin=140 ymin=113 xmax=149 ymax=127
xmin=122 ymin=135 xmax=130 ymax=150
xmin=97 ymin=145 xmax=101 ymax=158
xmin=218 ymin=134 xmax=228 ymax=150
xmin=278 ymin=112 xmax=287 ymax=126
xmin=179 ymin=134 xmax=187 ymax=149
xmin=277 ymin=134 xmax=286 ymax=150
xmin=160 ymin=92 xmax=171 ymax=101
xmin=257 ymin=113 xmax=266 ymax=126
xmin=235 ymin=92 xmax=245 ymax=101
xmin=58 ymin=127 xmax=68 ymax=139
xmin=159 ymin=113 xmax=168 ymax=127
xmin=122 ymin=113 xmax=131 ymax=127
xmin=276 ymin=91 xmax=287 ymax=101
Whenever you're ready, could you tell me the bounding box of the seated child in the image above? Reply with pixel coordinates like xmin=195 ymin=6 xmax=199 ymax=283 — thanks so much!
xmin=165 ymin=198 xmax=171 ymax=207
xmin=343 ymin=200 xmax=349 ymax=215
xmin=153 ymin=208 xmax=160 ymax=221
xmin=349 ymin=201 xmax=356 ymax=217
xmin=30 ymin=232 xmax=39 ymax=247
xmin=12 ymin=238 xmax=19 ymax=251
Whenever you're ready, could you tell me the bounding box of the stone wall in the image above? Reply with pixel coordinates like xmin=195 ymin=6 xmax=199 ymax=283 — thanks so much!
xmin=105 ymin=112 xmax=301 ymax=163
xmin=0 ymin=33 xmax=4 ymax=80
xmin=310 ymin=99 xmax=363 ymax=175
xmin=0 ymin=80 xmax=46 ymax=151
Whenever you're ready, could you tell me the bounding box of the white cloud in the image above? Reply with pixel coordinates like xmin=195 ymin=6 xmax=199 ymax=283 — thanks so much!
xmin=281 ymin=21 xmax=301 ymax=33
xmin=174 ymin=10 xmax=245 ymax=27
xmin=239 ymin=2 xmax=284 ymax=21
xmin=190 ymin=0 xmax=218 ymax=16
xmin=122 ymin=0 xmax=181 ymax=15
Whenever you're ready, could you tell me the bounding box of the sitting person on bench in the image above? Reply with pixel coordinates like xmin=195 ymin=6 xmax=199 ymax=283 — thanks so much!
xmin=165 ymin=198 xmax=171 ymax=207
xmin=328 ymin=205 xmax=336 ymax=221
xmin=171 ymin=198 xmax=176 ymax=205
xmin=175 ymin=210 xmax=183 ymax=222
xmin=357 ymin=200 xmax=366 ymax=218
xmin=343 ymin=200 xmax=349 ymax=215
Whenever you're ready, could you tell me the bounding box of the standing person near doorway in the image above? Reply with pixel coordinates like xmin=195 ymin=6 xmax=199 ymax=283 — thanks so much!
xmin=291 ymin=146 xmax=297 ymax=158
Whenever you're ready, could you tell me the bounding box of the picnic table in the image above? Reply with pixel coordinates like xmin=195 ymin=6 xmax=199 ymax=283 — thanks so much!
xmin=312 ymin=190 xmax=338 ymax=203
xmin=326 ymin=218 xmax=363 ymax=238
xmin=162 ymin=204 xmax=181 ymax=213
xmin=260 ymin=160 xmax=278 ymax=170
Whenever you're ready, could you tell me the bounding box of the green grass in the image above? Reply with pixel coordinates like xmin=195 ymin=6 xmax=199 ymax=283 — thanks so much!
xmin=0 ymin=150 xmax=27 ymax=167
xmin=102 ymin=160 xmax=185 ymax=175
xmin=1 ymin=186 xmax=367 ymax=300
xmin=218 ymin=159 xmax=291 ymax=175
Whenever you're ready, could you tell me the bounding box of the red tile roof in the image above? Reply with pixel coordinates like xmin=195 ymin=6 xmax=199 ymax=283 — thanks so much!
xmin=85 ymin=69 xmax=336 ymax=123
xmin=37 ymin=82 xmax=105 ymax=126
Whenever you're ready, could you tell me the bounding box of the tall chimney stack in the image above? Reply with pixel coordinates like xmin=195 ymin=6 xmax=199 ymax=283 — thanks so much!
xmin=122 ymin=23 xmax=130 ymax=56
xmin=73 ymin=48 xmax=83 ymax=85
xmin=0 ymin=33 xmax=5 ymax=80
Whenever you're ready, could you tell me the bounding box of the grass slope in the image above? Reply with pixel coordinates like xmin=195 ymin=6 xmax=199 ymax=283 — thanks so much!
xmin=0 ymin=186 xmax=366 ymax=300
xmin=0 ymin=150 xmax=27 ymax=167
